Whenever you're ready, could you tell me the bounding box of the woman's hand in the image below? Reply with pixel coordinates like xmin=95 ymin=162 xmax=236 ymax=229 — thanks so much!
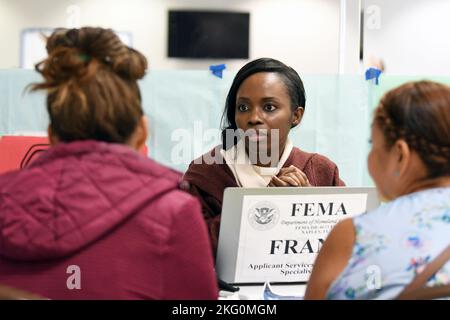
xmin=269 ymin=165 xmax=311 ymax=187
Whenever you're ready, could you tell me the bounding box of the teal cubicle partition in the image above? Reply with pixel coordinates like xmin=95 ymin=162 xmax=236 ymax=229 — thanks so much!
xmin=1 ymin=69 xmax=447 ymax=186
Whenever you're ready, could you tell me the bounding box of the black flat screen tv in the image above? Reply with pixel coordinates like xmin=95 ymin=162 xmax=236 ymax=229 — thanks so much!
xmin=168 ymin=10 xmax=250 ymax=59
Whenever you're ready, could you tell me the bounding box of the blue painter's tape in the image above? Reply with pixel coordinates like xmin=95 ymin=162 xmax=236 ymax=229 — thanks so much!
xmin=365 ymin=67 xmax=382 ymax=85
xmin=209 ymin=64 xmax=226 ymax=79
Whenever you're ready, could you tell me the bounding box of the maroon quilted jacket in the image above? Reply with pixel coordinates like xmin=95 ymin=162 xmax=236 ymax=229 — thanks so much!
xmin=0 ymin=140 xmax=218 ymax=300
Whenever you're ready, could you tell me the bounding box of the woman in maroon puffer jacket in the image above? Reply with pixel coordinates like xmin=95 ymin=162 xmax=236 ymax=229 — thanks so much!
xmin=0 ymin=27 xmax=218 ymax=300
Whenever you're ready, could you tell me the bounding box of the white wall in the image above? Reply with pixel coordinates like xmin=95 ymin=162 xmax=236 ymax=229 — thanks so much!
xmin=340 ymin=0 xmax=362 ymax=74
xmin=4 ymin=0 xmax=450 ymax=75
xmin=363 ymin=0 xmax=450 ymax=76
xmin=0 ymin=0 xmax=341 ymax=73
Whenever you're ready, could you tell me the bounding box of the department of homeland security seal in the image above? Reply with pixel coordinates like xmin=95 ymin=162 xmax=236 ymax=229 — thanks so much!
xmin=248 ymin=201 xmax=280 ymax=231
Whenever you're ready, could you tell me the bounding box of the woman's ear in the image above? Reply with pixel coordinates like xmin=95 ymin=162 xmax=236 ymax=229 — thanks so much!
xmin=291 ymin=107 xmax=304 ymax=127
xmin=47 ymin=126 xmax=59 ymax=145
xmin=393 ymin=139 xmax=411 ymax=177
xmin=129 ymin=116 xmax=148 ymax=151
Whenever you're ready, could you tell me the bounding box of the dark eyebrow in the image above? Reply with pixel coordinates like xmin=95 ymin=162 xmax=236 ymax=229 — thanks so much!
xmin=261 ymin=97 xmax=279 ymax=102
xmin=236 ymin=97 xmax=280 ymax=102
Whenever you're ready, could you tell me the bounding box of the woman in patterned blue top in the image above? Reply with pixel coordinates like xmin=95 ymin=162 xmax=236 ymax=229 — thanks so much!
xmin=305 ymin=81 xmax=450 ymax=299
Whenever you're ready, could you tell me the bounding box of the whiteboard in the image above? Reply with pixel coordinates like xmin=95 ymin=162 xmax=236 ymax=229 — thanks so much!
xmin=20 ymin=28 xmax=133 ymax=69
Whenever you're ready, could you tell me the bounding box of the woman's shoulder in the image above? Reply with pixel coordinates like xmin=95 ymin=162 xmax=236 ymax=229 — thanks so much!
xmin=185 ymin=145 xmax=229 ymax=171
xmin=303 ymin=148 xmax=338 ymax=168
xmin=354 ymin=187 xmax=450 ymax=235
xmin=189 ymin=145 xmax=224 ymax=166
xmin=183 ymin=145 xmax=234 ymax=184
xmin=290 ymin=147 xmax=338 ymax=169
xmin=366 ymin=186 xmax=450 ymax=213
xmin=289 ymin=147 xmax=343 ymax=186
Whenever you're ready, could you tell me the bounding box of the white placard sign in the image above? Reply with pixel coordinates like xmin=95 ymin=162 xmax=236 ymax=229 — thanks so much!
xmin=233 ymin=193 xmax=367 ymax=283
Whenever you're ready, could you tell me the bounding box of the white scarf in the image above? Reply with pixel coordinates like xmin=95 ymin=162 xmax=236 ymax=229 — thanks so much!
xmin=221 ymin=138 xmax=294 ymax=187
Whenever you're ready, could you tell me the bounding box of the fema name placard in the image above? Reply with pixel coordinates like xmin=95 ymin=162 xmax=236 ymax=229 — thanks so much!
xmin=233 ymin=193 xmax=368 ymax=283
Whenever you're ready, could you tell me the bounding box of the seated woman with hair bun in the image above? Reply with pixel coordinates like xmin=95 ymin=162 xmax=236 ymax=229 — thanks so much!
xmin=0 ymin=27 xmax=218 ymax=300
xmin=305 ymin=80 xmax=450 ymax=300
xmin=183 ymin=58 xmax=345 ymax=255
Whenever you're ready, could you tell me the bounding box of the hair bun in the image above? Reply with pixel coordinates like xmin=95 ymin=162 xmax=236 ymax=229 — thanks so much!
xmin=35 ymin=45 xmax=90 ymax=84
xmin=110 ymin=47 xmax=147 ymax=80
xmin=41 ymin=27 xmax=147 ymax=82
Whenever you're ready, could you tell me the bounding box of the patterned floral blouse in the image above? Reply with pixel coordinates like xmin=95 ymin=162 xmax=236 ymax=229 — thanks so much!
xmin=326 ymin=187 xmax=450 ymax=299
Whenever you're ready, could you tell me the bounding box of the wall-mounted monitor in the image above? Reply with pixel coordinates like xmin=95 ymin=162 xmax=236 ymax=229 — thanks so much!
xmin=168 ymin=10 xmax=250 ymax=59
